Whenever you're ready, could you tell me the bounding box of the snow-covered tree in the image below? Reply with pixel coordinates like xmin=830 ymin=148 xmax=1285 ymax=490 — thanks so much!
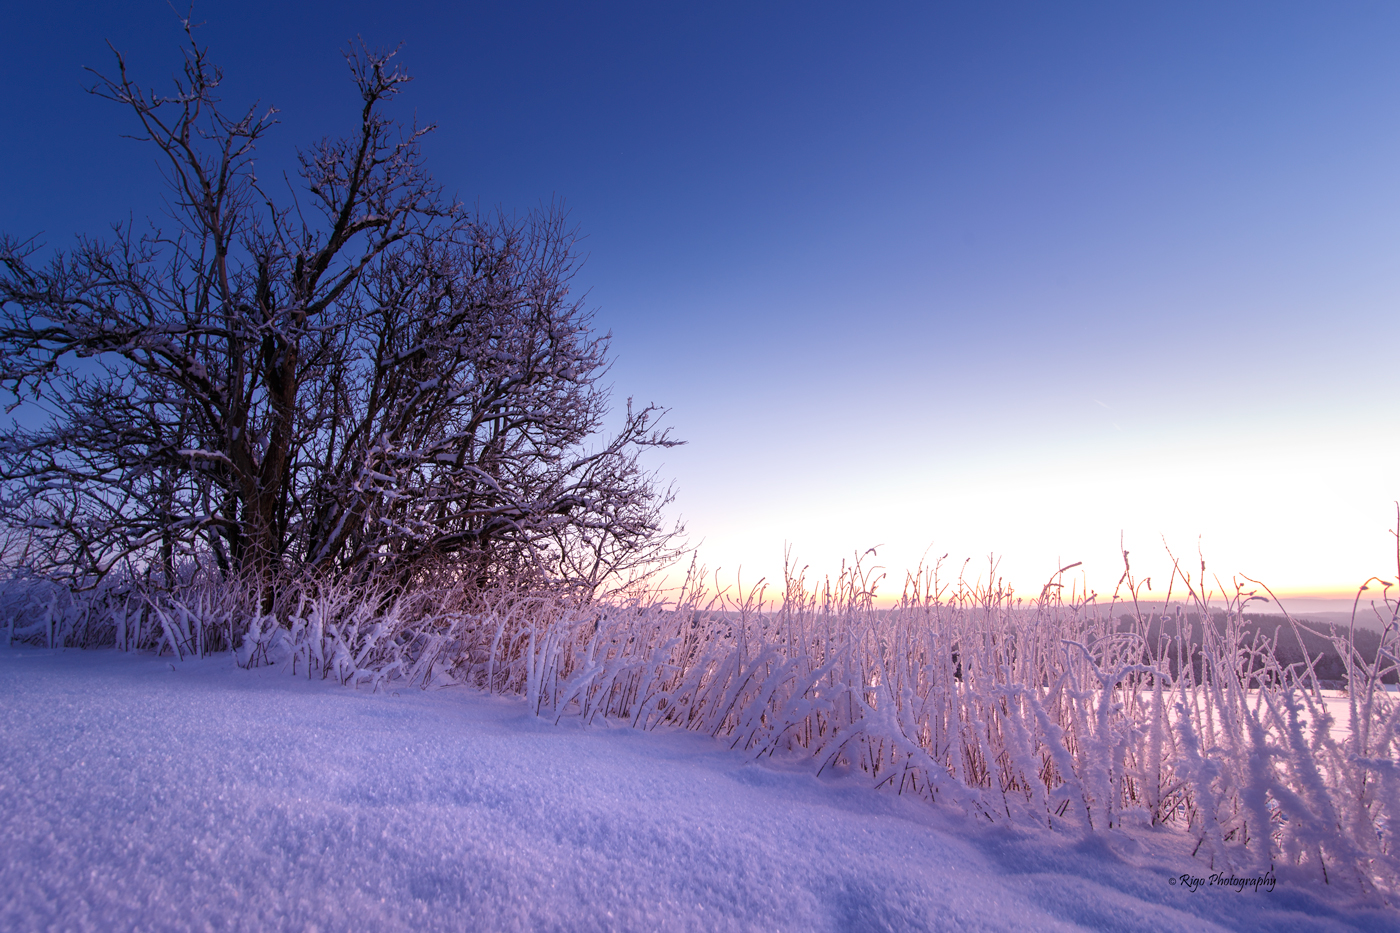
xmin=0 ymin=24 xmax=681 ymax=591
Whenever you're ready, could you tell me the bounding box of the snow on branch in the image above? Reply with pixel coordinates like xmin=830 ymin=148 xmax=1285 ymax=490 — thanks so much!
xmin=0 ymin=30 xmax=682 ymax=593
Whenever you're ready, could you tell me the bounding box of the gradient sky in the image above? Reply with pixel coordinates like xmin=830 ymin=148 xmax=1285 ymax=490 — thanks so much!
xmin=3 ymin=2 xmax=1397 ymax=603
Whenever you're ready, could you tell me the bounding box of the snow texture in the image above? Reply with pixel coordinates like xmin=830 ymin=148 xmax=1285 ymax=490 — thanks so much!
xmin=0 ymin=647 xmax=1391 ymax=932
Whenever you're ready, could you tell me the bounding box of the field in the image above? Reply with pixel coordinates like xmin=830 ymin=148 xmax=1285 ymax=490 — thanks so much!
xmin=1 ymin=646 xmax=1392 ymax=932
xmin=2 ymin=553 xmax=1399 ymax=929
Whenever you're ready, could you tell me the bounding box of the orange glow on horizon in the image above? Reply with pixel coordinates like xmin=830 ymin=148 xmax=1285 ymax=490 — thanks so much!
xmin=645 ymin=559 xmax=1399 ymax=613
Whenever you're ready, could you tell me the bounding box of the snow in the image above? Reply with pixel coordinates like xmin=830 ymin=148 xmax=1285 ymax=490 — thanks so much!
xmin=0 ymin=647 xmax=1392 ymax=932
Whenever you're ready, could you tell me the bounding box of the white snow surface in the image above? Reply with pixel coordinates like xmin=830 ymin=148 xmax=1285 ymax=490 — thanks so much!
xmin=0 ymin=647 xmax=1392 ymax=932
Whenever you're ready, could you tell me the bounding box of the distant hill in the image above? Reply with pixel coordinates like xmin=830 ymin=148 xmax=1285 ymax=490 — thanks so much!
xmin=1111 ymin=611 xmax=1397 ymax=687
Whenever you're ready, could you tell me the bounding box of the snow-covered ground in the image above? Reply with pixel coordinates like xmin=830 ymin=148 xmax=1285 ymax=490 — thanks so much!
xmin=0 ymin=648 xmax=1391 ymax=932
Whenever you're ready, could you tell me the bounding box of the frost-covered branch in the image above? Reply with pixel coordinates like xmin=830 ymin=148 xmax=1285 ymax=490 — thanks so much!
xmin=0 ymin=23 xmax=681 ymax=592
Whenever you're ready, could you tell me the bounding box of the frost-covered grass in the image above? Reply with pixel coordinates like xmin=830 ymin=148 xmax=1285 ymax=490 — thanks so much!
xmin=3 ymin=549 xmax=1399 ymax=907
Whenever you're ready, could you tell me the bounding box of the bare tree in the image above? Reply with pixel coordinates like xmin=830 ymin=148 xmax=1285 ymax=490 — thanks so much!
xmin=0 ymin=22 xmax=681 ymax=592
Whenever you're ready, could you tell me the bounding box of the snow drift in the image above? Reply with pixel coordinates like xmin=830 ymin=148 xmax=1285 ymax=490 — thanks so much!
xmin=2 ymin=647 xmax=1392 ymax=932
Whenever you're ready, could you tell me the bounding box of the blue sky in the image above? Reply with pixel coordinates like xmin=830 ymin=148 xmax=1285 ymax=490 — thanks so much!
xmin=3 ymin=2 xmax=1397 ymax=601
